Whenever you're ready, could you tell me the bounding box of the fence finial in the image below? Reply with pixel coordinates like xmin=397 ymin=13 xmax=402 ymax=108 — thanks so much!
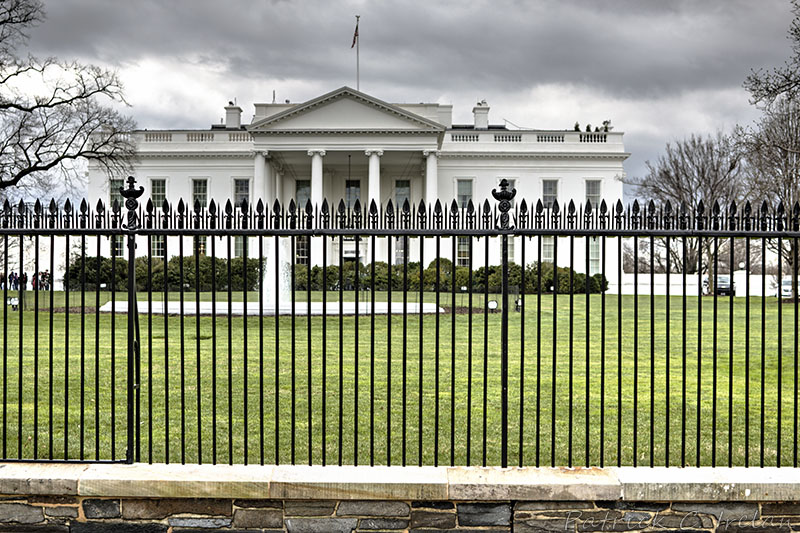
xmin=492 ymin=178 xmax=516 ymax=229
xmin=120 ymin=175 xmax=145 ymax=230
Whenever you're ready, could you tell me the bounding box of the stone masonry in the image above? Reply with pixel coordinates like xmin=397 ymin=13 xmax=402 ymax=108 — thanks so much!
xmin=2 ymin=464 xmax=800 ymax=532
xmin=1 ymin=496 xmax=799 ymax=532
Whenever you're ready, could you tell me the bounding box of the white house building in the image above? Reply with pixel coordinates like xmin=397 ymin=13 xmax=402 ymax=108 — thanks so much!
xmin=88 ymin=86 xmax=628 ymax=277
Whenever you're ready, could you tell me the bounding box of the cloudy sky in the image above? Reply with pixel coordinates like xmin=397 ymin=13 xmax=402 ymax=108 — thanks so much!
xmin=27 ymin=0 xmax=795 ymax=195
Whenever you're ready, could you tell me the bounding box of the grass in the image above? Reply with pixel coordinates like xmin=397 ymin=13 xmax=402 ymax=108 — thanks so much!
xmin=0 ymin=288 xmax=797 ymax=467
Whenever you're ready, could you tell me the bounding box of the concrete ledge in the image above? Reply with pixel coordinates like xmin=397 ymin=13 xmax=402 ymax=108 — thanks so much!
xmin=0 ymin=463 xmax=88 ymax=495
xmin=2 ymin=463 xmax=800 ymax=502
xmin=80 ymin=464 xmax=273 ymax=498
xmin=618 ymin=467 xmax=800 ymax=502
xmin=270 ymin=465 xmax=447 ymax=500
xmin=448 ymin=467 xmax=620 ymax=501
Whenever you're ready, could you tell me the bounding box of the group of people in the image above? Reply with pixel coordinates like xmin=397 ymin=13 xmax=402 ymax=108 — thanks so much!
xmin=0 ymin=270 xmax=51 ymax=291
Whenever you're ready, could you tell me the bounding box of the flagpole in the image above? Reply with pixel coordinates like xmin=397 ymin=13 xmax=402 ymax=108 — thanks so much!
xmin=356 ymin=15 xmax=360 ymax=91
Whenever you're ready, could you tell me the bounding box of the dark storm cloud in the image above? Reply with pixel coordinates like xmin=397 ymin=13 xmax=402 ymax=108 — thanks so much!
xmin=23 ymin=0 xmax=795 ymax=186
xmin=30 ymin=0 xmax=791 ymax=100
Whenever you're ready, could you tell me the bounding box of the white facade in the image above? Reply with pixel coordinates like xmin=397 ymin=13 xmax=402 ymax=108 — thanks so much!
xmin=88 ymin=87 xmax=628 ymax=273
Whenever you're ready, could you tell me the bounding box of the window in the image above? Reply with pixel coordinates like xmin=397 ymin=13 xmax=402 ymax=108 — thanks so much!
xmin=296 ymin=180 xmax=311 ymax=210
xmin=395 ymin=180 xmax=410 ymax=264
xmin=342 ymin=180 xmax=361 ymax=255
xmin=234 ymin=236 xmax=246 ymax=258
xmin=109 ymin=178 xmax=125 ymax=257
xmin=457 ymin=237 xmax=471 ymax=268
xmin=395 ymin=180 xmax=410 ymax=209
xmin=234 ymin=179 xmax=249 ymax=207
xmin=151 ymin=235 xmax=165 ymax=257
xmin=151 ymin=178 xmax=166 ymax=208
xmin=109 ymin=178 xmax=124 ymax=210
xmin=456 ymin=179 xmax=473 ymax=266
xmin=498 ymin=178 xmax=517 ymax=204
xmin=111 ymin=236 xmax=124 ymax=258
xmin=295 ymin=180 xmax=311 ymax=265
xmin=233 ymin=180 xmax=250 ymax=256
xmin=150 ymin=179 xmax=167 ymax=258
xmin=345 ymin=180 xmax=360 ymax=209
xmin=507 ymin=236 xmax=516 ymax=264
xmin=295 ymin=238 xmax=309 ymax=265
xmin=586 ymin=180 xmax=602 ymax=274
xmin=192 ymin=179 xmax=209 ymax=256
xmin=585 ymin=179 xmax=601 ymax=207
xmin=542 ymin=237 xmax=555 ymax=264
xmin=194 ymin=236 xmax=207 ymax=256
xmin=456 ymin=179 xmax=472 ymax=208
xmin=192 ymin=179 xmax=208 ymax=209
xmin=588 ymin=237 xmax=600 ymax=275
xmin=543 ymin=179 xmax=557 ymax=209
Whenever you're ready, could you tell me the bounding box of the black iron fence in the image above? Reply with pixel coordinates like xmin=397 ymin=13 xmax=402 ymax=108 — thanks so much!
xmin=0 ymin=176 xmax=798 ymax=468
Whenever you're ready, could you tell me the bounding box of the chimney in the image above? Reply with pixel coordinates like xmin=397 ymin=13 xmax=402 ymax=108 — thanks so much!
xmin=472 ymin=100 xmax=489 ymax=129
xmin=225 ymin=103 xmax=243 ymax=129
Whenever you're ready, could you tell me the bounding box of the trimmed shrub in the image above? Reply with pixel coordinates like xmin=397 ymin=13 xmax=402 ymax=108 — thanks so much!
xmin=69 ymin=254 xmax=262 ymax=292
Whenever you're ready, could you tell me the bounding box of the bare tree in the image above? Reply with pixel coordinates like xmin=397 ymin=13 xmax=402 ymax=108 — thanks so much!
xmin=629 ymin=132 xmax=744 ymax=208
xmin=744 ymin=0 xmax=800 ymax=105
xmin=625 ymin=132 xmax=745 ymax=276
xmin=0 ymin=0 xmax=135 ymax=196
xmin=738 ymin=96 xmax=800 ymax=290
xmin=741 ymin=98 xmax=800 ymax=205
xmin=622 ymin=238 xmax=667 ymax=274
xmin=739 ymin=0 xmax=800 ymax=290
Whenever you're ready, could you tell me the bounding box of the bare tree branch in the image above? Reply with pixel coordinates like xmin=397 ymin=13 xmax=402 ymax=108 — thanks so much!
xmin=0 ymin=0 xmax=42 ymax=58
xmin=739 ymin=96 xmax=800 ymax=273
xmin=623 ymin=132 xmax=745 ymax=275
xmin=744 ymin=0 xmax=800 ymax=105
xmin=0 ymin=0 xmax=135 ymax=194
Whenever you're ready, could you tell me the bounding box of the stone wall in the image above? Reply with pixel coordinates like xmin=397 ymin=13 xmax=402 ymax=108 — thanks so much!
xmin=2 ymin=463 xmax=800 ymax=532
xmin=2 ymin=496 xmax=800 ymax=531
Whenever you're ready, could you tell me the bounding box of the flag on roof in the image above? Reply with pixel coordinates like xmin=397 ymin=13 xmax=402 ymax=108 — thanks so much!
xmin=351 ymin=19 xmax=359 ymax=48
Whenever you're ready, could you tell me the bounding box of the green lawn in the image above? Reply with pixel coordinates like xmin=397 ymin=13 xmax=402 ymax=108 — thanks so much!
xmin=0 ymin=290 xmax=797 ymax=468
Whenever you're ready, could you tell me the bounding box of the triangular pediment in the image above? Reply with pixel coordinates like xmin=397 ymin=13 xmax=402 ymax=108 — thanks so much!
xmin=248 ymin=87 xmax=445 ymax=133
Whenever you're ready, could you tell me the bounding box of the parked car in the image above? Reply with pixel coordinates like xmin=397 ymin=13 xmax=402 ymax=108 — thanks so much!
xmin=715 ymin=275 xmax=734 ymax=296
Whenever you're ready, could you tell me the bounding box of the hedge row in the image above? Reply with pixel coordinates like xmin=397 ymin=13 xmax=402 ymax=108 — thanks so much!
xmin=294 ymin=259 xmax=608 ymax=294
xmin=67 ymin=256 xmax=607 ymax=294
xmin=66 ymin=255 xmax=262 ymax=291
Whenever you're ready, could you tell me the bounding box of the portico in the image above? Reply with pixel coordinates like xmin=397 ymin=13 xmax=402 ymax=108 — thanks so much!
xmin=246 ymin=87 xmax=445 ymax=264
xmin=248 ymin=88 xmax=442 ymax=200
xmin=248 ymin=147 xmax=439 ymax=264
xmin=248 ymin=149 xmax=439 ymax=209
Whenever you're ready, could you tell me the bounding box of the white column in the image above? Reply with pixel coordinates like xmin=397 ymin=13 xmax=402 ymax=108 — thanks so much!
xmin=366 ymin=149 xmax=385 ymax=262
xmin=424 ymin=150 xmax=438 ymax=203
xmin=264 ymin=158 xmax=274 ymax=207
xmin=264 ymin=161 xmax=291 ymax=309
xmin=274 ymin=163 xmax=284 ymax=209
xmin=265 ymin=159 xmax=291 ymax=311
xmin=308 ymin=150 xmax=326 ymax=266
xmin=308 ymin=149 xmax=326 ymax=210
xmin=365 ymin=149 xmax=383 ymax=208
xmin=423 ymin=150 xmax=439 ymax=268
xmin=250 ymin=151 xmax=268 ymax=259
xmin=253 ymin=151 xmax=266 ymax=204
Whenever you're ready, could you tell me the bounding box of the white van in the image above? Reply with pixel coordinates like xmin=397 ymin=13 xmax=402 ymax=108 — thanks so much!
xmin=781 ymin=278 xmax=794 ymax=299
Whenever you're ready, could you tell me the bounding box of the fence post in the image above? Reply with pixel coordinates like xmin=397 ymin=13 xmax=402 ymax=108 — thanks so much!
xmin=493 ymin=179 xmax=516 ymax=468
xmin=121 ymin=176 xmax=144 ymax=463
